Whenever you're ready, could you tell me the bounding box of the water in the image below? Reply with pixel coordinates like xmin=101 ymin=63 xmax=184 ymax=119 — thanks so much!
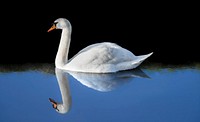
xmin=0 ymin=64 xmax=200 ymax=122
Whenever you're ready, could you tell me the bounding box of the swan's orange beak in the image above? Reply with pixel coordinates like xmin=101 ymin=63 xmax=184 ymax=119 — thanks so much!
xmin=47 ymin=24 xmax=56 ymax=32
xmin=49 ymin=98 xmax=58 ymax=110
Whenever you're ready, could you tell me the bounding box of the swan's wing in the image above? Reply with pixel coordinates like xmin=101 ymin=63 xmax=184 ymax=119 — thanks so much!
xmin=68 ymin=42 xmax=105 ymax=62
xmin=65 ymin=42 xmax=153 ymax=73
xmin=66 ymin=42 xmax=136 ymax=72
xmin=68 ymin=42 xmax=135 ymax=63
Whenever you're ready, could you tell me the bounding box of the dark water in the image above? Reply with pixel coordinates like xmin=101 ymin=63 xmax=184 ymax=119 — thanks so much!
xmin=0 ymin=64 xmax=200 ymax=122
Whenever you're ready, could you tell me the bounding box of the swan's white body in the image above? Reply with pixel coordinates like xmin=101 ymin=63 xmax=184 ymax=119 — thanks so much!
xmin=48 ymin=18 xmax=153 ymax=73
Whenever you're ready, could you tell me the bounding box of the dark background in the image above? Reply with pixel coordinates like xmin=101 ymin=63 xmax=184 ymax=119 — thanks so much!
xmin=0 ymin=2 xmax=199 ymax=65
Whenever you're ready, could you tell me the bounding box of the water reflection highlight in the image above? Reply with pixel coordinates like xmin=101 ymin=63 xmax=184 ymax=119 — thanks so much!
xmin=49 ymin=68 xmax=72 ymax=114
xmin=67 ymin=68 xmax=149 ymax=92
xmin=49 ymin=68 xmax=149 ymax=114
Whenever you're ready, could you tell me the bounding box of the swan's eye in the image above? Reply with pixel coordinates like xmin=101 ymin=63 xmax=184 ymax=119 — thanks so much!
xmin=53 ymin=22 xmax=58 ymax=26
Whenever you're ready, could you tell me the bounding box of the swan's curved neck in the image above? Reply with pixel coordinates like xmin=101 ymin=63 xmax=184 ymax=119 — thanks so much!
xmin=55 ymin=28 xmax=71 ymax=68
xmin=55 ymin=68 xmax=71 ymax=113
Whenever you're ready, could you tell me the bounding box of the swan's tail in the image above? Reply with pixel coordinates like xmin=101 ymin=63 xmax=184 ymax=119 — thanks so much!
xmin=136 ymin=52 xmax=153 ymax=61
xmin=131 ymin=52 xmax=153 ymax=68
xmin=116 ymin=52 xmax=153 ymax=72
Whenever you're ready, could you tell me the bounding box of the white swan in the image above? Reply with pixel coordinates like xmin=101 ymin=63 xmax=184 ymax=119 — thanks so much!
xmin=48 ymin=18 xmax=153 ymax=73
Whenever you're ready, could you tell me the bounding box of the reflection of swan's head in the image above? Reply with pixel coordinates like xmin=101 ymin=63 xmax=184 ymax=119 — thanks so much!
xmin=48 ymin=68 xmax=72 ymax=114
xmin=49 ymin=98 xmax=70 ymax=114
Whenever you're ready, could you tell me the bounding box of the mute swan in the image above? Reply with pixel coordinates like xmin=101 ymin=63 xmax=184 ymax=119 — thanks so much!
xmin=48 ymin=18 xmax=153 ymax=73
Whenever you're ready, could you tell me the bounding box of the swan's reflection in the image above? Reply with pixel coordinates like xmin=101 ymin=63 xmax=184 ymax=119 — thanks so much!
xmin=49 ymin=68 xmax=72 ymax=114
xmin=49 ymin=68 xmax=149 ymax=114
xmin=67 ymin=68 xmax=149 ymax=92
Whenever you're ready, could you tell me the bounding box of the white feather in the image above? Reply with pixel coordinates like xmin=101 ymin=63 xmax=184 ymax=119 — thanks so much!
xmin=48 ymin=18 xmax=153 ymax=73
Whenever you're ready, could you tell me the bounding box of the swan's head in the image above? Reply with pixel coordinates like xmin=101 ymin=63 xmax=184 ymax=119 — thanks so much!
xmin=48 ymin=18 xmax=72 ymax=32
xmin=49 ymin=98 xmax=70 ymax=114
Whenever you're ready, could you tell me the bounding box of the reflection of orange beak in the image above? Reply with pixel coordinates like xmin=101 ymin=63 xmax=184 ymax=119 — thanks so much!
xmin=49 ymin=98 xmax=57 ymax=109
xmin=47 ymin=24 xmax=56 ymax=32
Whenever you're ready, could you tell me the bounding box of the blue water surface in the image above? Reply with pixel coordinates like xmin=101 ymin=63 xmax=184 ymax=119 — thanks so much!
xmin=0 ymin=66 xmax=200 ymax=122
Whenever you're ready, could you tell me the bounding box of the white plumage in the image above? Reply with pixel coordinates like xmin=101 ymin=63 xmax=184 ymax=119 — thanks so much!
xmin=48 ymin=18 xmax=153 ymax=73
